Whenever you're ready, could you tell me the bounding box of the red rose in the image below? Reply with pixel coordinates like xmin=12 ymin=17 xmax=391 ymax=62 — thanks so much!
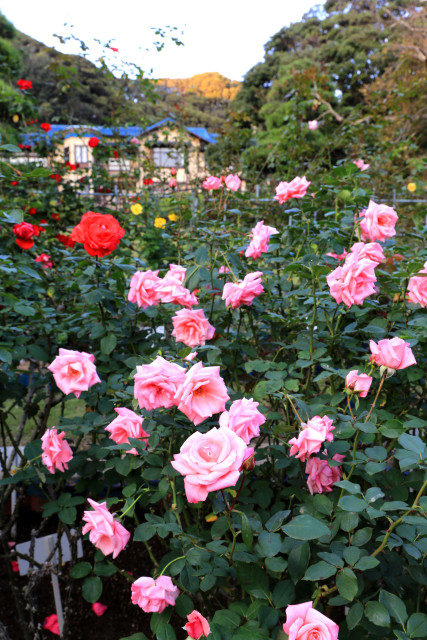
xmin=88 ymin=137 xmax=99 ymax=148
xmin=65 ymin=161 xmax=76 ymax=170
xmin=113 ymin=150 xmax=119 ymax=158
xmin=55 ymin=233 xmax=75 ymax=248
xmin=13 ymin=222 xmax=39 ymax=249
xmin=17 ymin=79 xmax=33 ymax=91
xmin=10 ymin=181 xmax=19 ymax=186
xmin=143 ymin=178 xmax=153 ymax=186
xmin=19 ymin=144 xmax=31 ymax=150
xmin=50 ymin=174 xmax=62 ymax=183
xmin=110 ymin=47 xmax=119 ymax=52
xmin=70 ymin=211 xmax=125 ymax=257
xmin=28 ymin=207 xmax=37 ymax=215
xmin=35 ymin=253 xmax=53 ymax=269
xmin=52 ymin=213 xmax=60 ymax=220
xmin=40 ymin=123 xmax=51 ymax=132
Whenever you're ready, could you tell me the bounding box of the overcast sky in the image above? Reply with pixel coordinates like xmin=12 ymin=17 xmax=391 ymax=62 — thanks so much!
xmin=2 ymin=0 xmax=324 ymax=80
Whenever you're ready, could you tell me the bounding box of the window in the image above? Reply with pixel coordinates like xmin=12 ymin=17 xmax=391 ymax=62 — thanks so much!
xmin=74 ymin=145 xmax=88 ymax=164
xmin=152 ymin=147 xmax=184 ymax=168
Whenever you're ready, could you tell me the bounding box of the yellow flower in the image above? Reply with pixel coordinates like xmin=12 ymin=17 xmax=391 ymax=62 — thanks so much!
xmin=168 ymin=213 xmax=178 ymax=221
xmin=12 ymin=114 xmax=19 ymax=122
xmin=407 ymin=182 xmax=416 ymax=193
xmin=154 ymin=217 xmax=167 ymax=228
xmin=130 ymin=203 xmax=143 ymax=215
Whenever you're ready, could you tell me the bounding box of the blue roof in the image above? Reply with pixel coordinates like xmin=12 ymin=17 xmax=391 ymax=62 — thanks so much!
xmin=20 ymin=118 xmax=217 ymax=146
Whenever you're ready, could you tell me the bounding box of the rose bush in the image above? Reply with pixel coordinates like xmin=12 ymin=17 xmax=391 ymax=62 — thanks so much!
xmin=0 ymin=135 xmax=426 ymax=640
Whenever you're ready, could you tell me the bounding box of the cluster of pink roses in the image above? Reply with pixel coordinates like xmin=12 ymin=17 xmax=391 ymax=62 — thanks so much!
xmin=326 ymin=237 xmax=387 ymax=307
xmin=202 ymin=174 xmax=241 ymax=191
xmin=274 ymin=176 xmax=311 ymax=204
xmin=129 ymin=262 xmax=265 ymax=315
xmin=245 ymin=220 xmax=278 ymax=259
xmin=128 ymin=263 xmax=198 ymax=310
xmin=407 ymin=260 xmax=427 ymax=308
xmin=289 ymin=415 xmax=342 ymax=494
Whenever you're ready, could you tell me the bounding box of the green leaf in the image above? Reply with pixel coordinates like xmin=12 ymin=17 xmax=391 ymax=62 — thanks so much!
xmin=258 ymin=531 xmax=282 ymax=558
xmin=194 ymin=246 xmax=209 ymax=265
xmin=407 ymin=613 xmax=427 ymax=638
xmin=200 ymin=574 xmax=216 ymax=592
xmin=27 ymin=167 xmax=52 ymax=177
xmin=14 ymin=304 xmax=36 ymax=317
xmin=336 ymin=568 xmax=358 ymax=601
xmin=82 ymin=576 xmax=103 ymax=603
xmin=265 ymin=510 xmax=290 ymax=532
xmin=265 ymin=556 xmax=287 ymax=573
xmin=352 ymin=527 xmax=372 ymax=547
xmin=303 ymin=561 xmax=337 ymax=581
xmin=339 ymin=496 xmax=367 ymax=512
xmin=235 ymin=564 xmax=269 ymax=599
xmin=0 ymin=349 xmax=12 ymax=364
xmin=240 ymin=512 xmax=253 ymax=548
xmin=156 ymin=623 xmax=176 ymax=640
xmin=272 ymin=580 xmax=295 ymax=608
xmin=0 ymin=143 xmax=21 ymax=152
xmin=398 ymin=434 xmax=425 ymax=455
xmin=119 ymin=634 xmax=149 ymax=640
xmin=343 ymin=547 xmax=360 ymax=566
xmin=134 ymin=523 xmax=156 ymax=542
xmin=58 ymin=507 xmax=76 ymax=524
xmin=317 ymin=552 xmax=343 ymax=568
xmin=354 ymin=556 xmax=379 ymax=571
xmin=282 ymin=515 xmax=329 ymax=540
xmin=365 ymin=601 xmax=391 ymax=628
xmin=379 ymin=589 xmax=408 ymax=626
xmin=70 ymin=562 xmax=92 ymax=579
xmin=288 ymin=543 xmax=310 ymax=583
xmin=2 ymin=209 xmax=24 ymax=223
xmin=212 ymin=610 xmax=241 ymax=629
xmin=334 ymin=480 xmax=362 ymax=494
xmin=94 ymin=563 xmax=116 ymax=577
xmin=174 ymin=594 xmax=194 ymax=618
xmin=101 ymin=333 xmax=117 ymax=355
xmin=347 ymin=602 xmax=363 ymax=630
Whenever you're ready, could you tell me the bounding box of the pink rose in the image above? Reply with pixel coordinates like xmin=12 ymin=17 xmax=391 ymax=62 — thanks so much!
xmin=105 ymin=408 xmax=149 ymax=455
xmin=274 ymin=176 xmax=311 ymax=204
xmin=202 ymin=176 xmax=222 ymax=190
xmin=174 ymin=361 xmax=229 ymax=425
xmin=308 ymin=120 xmax=318 ymax=130
xmin=283 ymin=601 xmax=339 ymax=640
xmin=41 ymin=428 xmax=73 ymax=474
xmin=130 ymin=137 xmax=139 ymax=144
xmin=306 ymin=454 xmax=345 ymax=495
xmin=219 ymin=397 xmax=265 ymax=444
xmin=169 ymin=177 xmax=177 ymax=188
xmin=131 ymin=575 xmax=179 ymax=613
xmin=44 ymin=614 xmax=60 ymax=635
xmin=128 ymin=269 xmax=161 ymax=309
xmin=353 ymin=158 xmax=370 ymax=171
xmin=172 ymin=308 xmax=215 ymax=347
xmin=185 ymin=351 xmax=198 ymax=361
xmin=408 ymin=262 xmax=427 ymax=308
xmin=82 ymin=498 xmax=130 ymax=559
xmin=171 ymin=426 xmax=246 ymax=502
xmin=47 ymin=348 xmax=101 ymax=398
xmin=245 ymin=220 xmax=279 ymax=259
xmin=92 ymin=602 xmax=107 ymax=616
xmin=359 ymin=200 xmax=398 ymax=242
xmin=225 ymin=174 xmax=241 ymax=192
xmin=326 ymin=255 xmax=377 ymax=307
xmin=133 ymin=356 xmax=186 ymax=411
xmin=218 ymin=266 xmax=230 ymax=274
xmin=222 ymin=271 xmax=264 ymax=309
xmin=289 ymin=416 xmax=335 ymax=462
xmin=349 ymin=241 xmax=385 ymax=264
xmin=345 ymin=370 xmax=372 ymax=397
xmin=165 ymin=263 xmax=186 ymax=283
xmin=326 ymin=250 xmax=347 ymax=261
xmin=155 ymin=269 xmax=198 ymax=308
xmin=185 ymin=610 xmax=211 ymax=639
xmin=369 ymin=337 xmax=416 ymax=370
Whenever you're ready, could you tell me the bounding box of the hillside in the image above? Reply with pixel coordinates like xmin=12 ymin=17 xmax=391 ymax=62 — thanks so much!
xmin=0 ymin=11 xmax=236 ymax=137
